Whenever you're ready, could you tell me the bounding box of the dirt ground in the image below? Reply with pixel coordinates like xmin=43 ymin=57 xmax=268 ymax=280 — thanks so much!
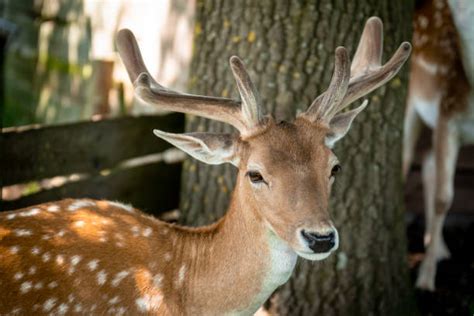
xmin=406 ymin=212 xmax=474 ymax=316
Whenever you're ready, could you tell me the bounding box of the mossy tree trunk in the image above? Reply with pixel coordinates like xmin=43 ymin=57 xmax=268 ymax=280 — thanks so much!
xmin=180 ymin=1 xmax=416 ymax=315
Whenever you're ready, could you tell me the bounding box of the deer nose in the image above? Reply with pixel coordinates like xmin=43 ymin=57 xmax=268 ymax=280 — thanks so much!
xmin=301 ymin=230 xmax=336 ymax=253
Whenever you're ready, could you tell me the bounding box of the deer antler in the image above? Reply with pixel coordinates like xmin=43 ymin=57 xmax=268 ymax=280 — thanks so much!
xmin=116 ymin=29 xmax=263 ymax=134
xmin=303 ymin=17 xmax=412 ymax=123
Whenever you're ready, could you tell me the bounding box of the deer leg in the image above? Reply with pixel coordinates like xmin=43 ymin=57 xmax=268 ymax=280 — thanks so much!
xmin=421 ymin=150 xmax=435 ymax=248
xmin=432 ymin=119 xmax=459 ymax=260
xmin=402 ymin=97 xmax=422 ymax=180
xmin=416 ymin=119 xmax=459 ymax=291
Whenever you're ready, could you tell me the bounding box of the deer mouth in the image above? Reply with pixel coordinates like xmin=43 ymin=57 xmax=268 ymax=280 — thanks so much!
xmin=298 ymin=250 xmax=334 ymax=261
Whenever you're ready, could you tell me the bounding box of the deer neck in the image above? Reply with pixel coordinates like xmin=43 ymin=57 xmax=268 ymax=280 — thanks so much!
xmin=180 ymin=175 xmax=297 ymax=314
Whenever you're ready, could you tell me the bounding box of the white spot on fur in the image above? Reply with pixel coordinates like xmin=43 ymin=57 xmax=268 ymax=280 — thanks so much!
xmin=6 ymin=213 xmax=16 ymax=220
xmin=131 ymin=226 xmax=140 ymax=237
xmin=14 ymin=229 xmax=32 ymax=237
xmin=56 ymin=230 xmax=66 ymax=237
xmin=68 ymin=266 xmax=76 ymax=275
xmin=68 ymin=200 xmax=95 ymax=211
xmin=135 ymin=298 xmax=148 ymax=312
xmin=97 ymin=270 xmax=107 ymax=285
xmin=13 ymin=272 xmax=24 ymax=281
xmin=31 ymin=247 xmax=40 ymax=255
xmin=28 ymin=266 xmax=37 ymax=275
xmin=42 ymin=252 xmax=51 ymax=262
xmin=135 ymin=294 xmax=163 ymax=312
xmin=74 ymin=220 xmax=85 ymax=228
xmin=418 ymin=15 xmax=429 ymax=29
xmin=142 ymin=227 xmax=153 ymax=237
xmin=20 ymin=208 xmax=40 ymax=217
xmin=177 ymin=265 xmax=186 ymax=287
xmin=20 ymin=281 xmax=33 ymax=293
xmin=101 ymin=219 xmax=110 ymax=225
xmin=56 ymin=255 xmax=65 ymax=265
xmin=108 ymin=296 xmax=120 ymax=305
xmin=109 ymin=201 xmax=134 ymax=212
xmin=47 ymin=281 xmax=58 ymax=289
xmin=420 ymin=34 xmax=429 ymax=45
xmin=111 ymin=270 xmax=130 ymax=287
xmin=153 ymin=274 xmax=164 ymax=288
xmin=34 ymin=281 xmax=43 ymax=290
xmin=164 ymin=253 xmax=172 ymax=262
xmin=68 ymin=294 xmax=75 ymax=303
xmin=57 ymin=303 xmax=69 ymax=315
xmin=115 ymin=241 xmax=125 ymax=248
xmin=9 ymin=246 xmax=19 ymax=254
xmin=47 ymin=205 xmax=59 ymax=212
xmin=43 ymin=298 xmax=57 ymax=312
xmin=73 ymin=304 xmax=83 ymax=312
xmin=71 ymin=255 xmax=82 ymax=266
xmin=88 ymin=259 xmax=99 ymax=271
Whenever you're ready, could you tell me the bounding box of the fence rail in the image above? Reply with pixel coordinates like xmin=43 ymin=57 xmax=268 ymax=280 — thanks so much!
xmin=1 ymin=114 xmax=184 ymax=214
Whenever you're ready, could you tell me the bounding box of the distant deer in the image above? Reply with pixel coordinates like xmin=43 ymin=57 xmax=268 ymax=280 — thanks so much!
xmin=0 ymin=18 xmax=410 ymax=315
xmin=403 ymin=0 xmax=473 ymax=291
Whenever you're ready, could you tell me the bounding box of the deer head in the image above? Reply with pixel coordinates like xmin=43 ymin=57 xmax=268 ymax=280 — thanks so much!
xmin=117 ymin=17 xmax=411 ymax=261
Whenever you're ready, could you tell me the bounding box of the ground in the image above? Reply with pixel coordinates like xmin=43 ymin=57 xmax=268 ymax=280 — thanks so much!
xmin=406 ymin=212 xmax=474 ymax=315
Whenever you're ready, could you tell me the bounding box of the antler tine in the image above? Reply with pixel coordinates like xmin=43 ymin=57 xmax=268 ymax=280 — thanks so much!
xmin=117 ymin=29 xmax=166 ymax=92
xmin=117 ymin=29 xmax=254 ymax=133
xmin=340 ymin=41 xmax=411 ymax=109
xmin=302 ymin=17 xmax=411 ymax=123
xmin=337 ymin=17 xmax=411 ymax=113
xmin=304 ymin=47 xmax=350 ymax=121
xmin=229 ymin=56 xmax=263 ymax=127
xmin=350 ymin=17 xmax=384 ymax=75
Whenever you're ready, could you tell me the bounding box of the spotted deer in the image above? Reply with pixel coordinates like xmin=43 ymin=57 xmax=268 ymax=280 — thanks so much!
xmin=403 ymin=0 xmax=474 ymax=291
xmin=0 ymin=17 xmax=410 ymax=315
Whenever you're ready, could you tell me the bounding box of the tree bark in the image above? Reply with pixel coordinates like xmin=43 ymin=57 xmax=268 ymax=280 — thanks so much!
xmin=180 ymin=0 xmax=416 ymax=315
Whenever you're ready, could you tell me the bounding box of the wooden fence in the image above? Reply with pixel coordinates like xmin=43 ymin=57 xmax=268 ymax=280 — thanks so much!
xmin=1 ymin=114 xmax=184 ymax=216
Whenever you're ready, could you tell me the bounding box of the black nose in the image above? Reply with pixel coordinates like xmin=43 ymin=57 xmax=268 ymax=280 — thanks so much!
xmin=301 ymin=230 xmax=336 ymax=253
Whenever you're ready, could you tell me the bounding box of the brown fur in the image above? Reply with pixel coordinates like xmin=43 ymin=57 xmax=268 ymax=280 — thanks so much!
xmin=410 ymin=0 xmax=469 ymax=116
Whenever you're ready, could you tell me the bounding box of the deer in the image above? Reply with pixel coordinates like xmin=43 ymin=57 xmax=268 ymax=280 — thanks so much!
xmin=0 ymin=17 xmax=410 ymax=315
xmin=402 ymin=0 xmax=474 ymax=291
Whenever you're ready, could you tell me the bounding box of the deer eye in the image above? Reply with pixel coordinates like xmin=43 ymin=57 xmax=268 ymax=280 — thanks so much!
xmin=331 ymin=164 xmax=342 ymax=177
xmin=247 ymin=171 xmax=265 ymax=184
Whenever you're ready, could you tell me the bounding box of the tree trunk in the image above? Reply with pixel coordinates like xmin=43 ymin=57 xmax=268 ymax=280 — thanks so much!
xmin=3 ymin=0 xmax=93 ymax=127
xmin=180 ymin=1 xmax=416 ymax=315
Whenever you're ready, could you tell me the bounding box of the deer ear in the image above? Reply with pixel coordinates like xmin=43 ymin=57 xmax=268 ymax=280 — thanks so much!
xmin=325 ymin=100 xmax=368 ymax=148
xmin=153 ymin=130 xmax=239 ymax=166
